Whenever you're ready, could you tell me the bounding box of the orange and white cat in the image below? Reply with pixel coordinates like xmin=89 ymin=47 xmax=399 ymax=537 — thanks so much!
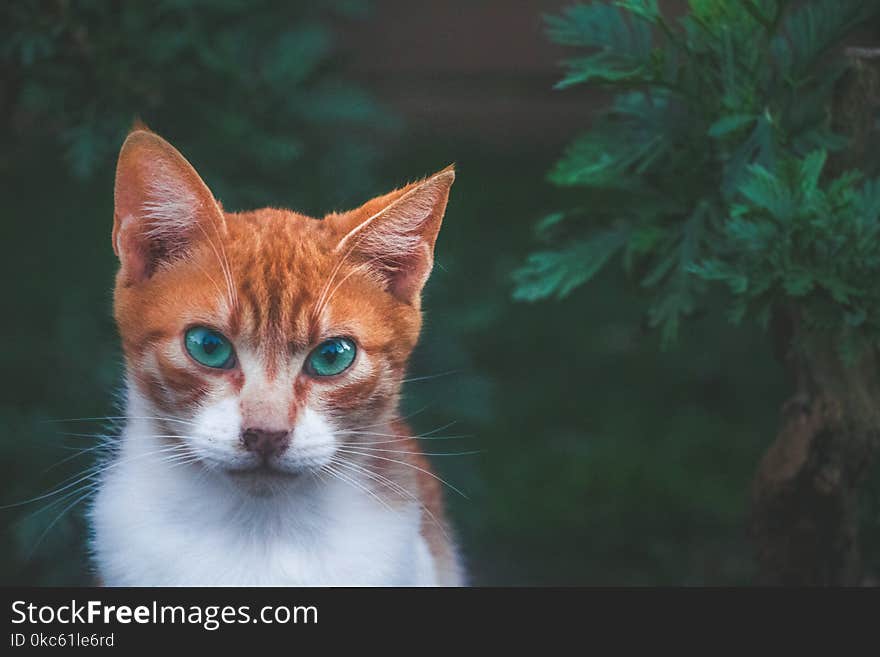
xmin=89 ymin=128 xmax=463 ymax=586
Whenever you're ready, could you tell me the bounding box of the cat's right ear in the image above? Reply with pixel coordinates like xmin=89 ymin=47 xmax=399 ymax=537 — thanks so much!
xmin=113 ymin=129 xmax=226 ymax=284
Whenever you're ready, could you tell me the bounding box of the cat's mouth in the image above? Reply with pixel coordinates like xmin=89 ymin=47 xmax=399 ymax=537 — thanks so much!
xmin=225 ymin=462 xmax=302 ymax=479
xmin=217 ymin=448 xmax=333 ymax=484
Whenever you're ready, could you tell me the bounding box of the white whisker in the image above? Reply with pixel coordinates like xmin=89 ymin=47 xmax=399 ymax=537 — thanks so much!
xmin=336 ymin=405 xmax=431 ymax=434
xmin=335 ymin=447 xmax=468 ymax=499
xmin=330 ymin=456 xmax=451 ymax=541
xmin=44 ymin=415 xmax=198 ymax=427
xmin=400 ymin=370 xmax=462 ymax=384
xmin=26 ymin=488 xmax=95 ymax=559
xmin=320 ymin=463 xmax=397 ymax=515
xmin=341 ymin=444 xmax=482 ymax=457
xmin=1 ymin=444 xmax=192 ymax=510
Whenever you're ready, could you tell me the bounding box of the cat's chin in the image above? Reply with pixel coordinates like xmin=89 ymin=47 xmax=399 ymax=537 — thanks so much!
xmin=222 ymin=463 xmax=310 ymax=496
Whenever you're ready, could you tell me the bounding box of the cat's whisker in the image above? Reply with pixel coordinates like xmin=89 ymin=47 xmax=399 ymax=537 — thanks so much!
xmin=41 ymin=444 xmax=105 ymax=474
xmin=25 ymin=460 xmax=107 ymax=497
xmin=331 ymin=456 xmax=413 ymax=501
xmin=51 ymin=432 xmax=195 ymax=449
xmin=310 ymin=243 xmax=350 ymax=326
xmin=312 ymin=224 xmax=379 ymax=322
xmin=44 ymin=415 xmax=199 ymax=427
xmin=341 ymin=445 xmax=482 ymax=457
xmin=47 ymin=430 xmax=115 ymax=440
xmin=334 ymin=448 xmax=468 ymax=499
xmin=400 ymin=369 xmax=462 ymax=384
xmin=31 ymin=435 xmax=114 ymax=455
xmin=335 ymin=430 xmax=410 ymax=439
xmin=46 ymin=443 xmax=192 ymax=494
xmin=340 ymin=434 xmax=472 ymax=446
xmin=311 ymin=223 xmax=387 ymax=328
xmin=337 ymin=418 xmax=455 ymax=438
xmin=18 ymin=479 xmax=101 ymax=527
xmin=26 ymin=487 xmax=96 ymax=560
xmin=335 ymin=420 xmax=463 ymax=442
xmin=332 ymin=405 xmax=430 ymax=435
xmin=195 ymin=219 xmax=237 ymax=313
xmin=24 ymin=448 xmax=205 ymax=559
xmin=220 ymin=242 xmax=238 ymax=313
xmin=53 ymin=431 xmax=189 ymax=440
xmin=215 ymin=223 xmax=239 ymax=312
xmin=191 ymin=259 xmax=229 ymax=308
xmin=320 ymin=462 xmax=397 ymax=515
xmin=54 ymin=442 xmax=108 ymax=452
xmin=7 ymin=464 xmax=109 ymax=509
xmin=329 ymin=457 xmax=451 ymax=541
xmin=336 ymin=432 xmax=469 ymax=447
xmin=88 ymin=444 xmax=194 ymax=475
xmin=336 ymin=427 xmax=463 ymax=439
xmin=35 ymin=447 xmax=199 ymax=518
xmin=317 ymin=257 xmax=382 ymax=321
xmin=400 ymin=420 xmax=460 ymax=438
xmin=1 ymin=444 xmax=192 ymax=510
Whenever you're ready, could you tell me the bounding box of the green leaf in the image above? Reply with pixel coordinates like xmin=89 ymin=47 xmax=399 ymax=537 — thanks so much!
xmin=708 ymin=114 xmax=756 ymax=138
xmin=614 ymin=0 xmax=661 ymax=23
xmin=799 ymin=150 xmax=827 ymax=196
xmin=739 ymin=166 xmax=786 ymax=217
xmin=512 ymin=228 xmax=630 ymax=301
xmin=555 ymin=53 xmax=646 ymax=88
xmin=546 ymin=2 xmax=655 ymax=88
xmin=534 ymin=212 xmax=568 ymax=240
xmin=773 ymin=0 xmax=880 ymax=80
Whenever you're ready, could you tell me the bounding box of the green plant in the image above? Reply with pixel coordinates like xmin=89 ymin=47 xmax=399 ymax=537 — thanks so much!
xmin=517 ymin=0 xmax=880 ymax=584
xmin=691 ymin=152 xmax=880 ymax=362
xmin=1 ymin=0 xmax=393 ymax=209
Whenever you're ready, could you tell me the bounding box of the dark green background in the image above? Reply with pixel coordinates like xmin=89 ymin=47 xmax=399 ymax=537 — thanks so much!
xmin=8 ymin=1 xmax=875 ymax=586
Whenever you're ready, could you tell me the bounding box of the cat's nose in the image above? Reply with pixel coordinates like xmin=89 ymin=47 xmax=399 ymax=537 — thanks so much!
xmin=241 ymin=428 xmax=290 ymax=459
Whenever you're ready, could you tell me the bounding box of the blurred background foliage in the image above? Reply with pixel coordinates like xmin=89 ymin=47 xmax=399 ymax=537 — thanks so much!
xmin=1 ymin=0 xmax=876 ymax=585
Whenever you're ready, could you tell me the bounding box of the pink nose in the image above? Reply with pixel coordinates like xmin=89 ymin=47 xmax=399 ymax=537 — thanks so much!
xmin=242 ymin=428 xmax=290 ymax=459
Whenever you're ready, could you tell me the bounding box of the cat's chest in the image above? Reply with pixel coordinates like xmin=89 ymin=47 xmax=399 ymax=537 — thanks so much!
xmin=148 ymin=512 xmax=420 ymax=586
xmin=91 ymin=463 xmax=435 ymax=586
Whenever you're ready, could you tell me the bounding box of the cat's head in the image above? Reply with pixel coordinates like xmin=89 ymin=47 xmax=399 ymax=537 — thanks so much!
xmin=112 ymin=129 xmax=453 ymax=490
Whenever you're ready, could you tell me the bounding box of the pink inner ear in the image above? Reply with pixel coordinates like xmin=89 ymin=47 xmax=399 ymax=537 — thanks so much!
xmin=114 ymin=215 xmax=151 ymax=283
xmin=337 ymin=168 xmax=454 ymax=304
xmin=113 ymin=130 xmax=225 ymax=284
xmin=388 ymin=243 xmax=433 ymax=302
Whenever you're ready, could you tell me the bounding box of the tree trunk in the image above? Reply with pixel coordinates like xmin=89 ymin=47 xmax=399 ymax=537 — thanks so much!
xmin=750 ymin=311 xmax=880 ymax=585
xmin=748 ymin=46 xmax=880 ymax=587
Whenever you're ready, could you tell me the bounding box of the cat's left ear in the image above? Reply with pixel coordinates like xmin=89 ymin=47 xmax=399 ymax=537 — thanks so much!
xmin=112 ymin=129 xmax=226 ymax=284
xmin=332 ymin=166 xmax=455 ymax=305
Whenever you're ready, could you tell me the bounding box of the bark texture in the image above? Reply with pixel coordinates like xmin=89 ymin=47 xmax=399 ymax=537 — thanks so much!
xmin=751 ymin=316 xmax=880 ymax=584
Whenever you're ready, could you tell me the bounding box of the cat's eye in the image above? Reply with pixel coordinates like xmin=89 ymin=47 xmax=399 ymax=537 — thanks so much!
xmin=184 ymin=326 xmax=235 ymax=369
xmin=306 ymin=337 xmax=357 ymax=377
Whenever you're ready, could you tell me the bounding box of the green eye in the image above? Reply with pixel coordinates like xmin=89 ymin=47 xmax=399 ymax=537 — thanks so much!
xmin=306 ymin=337 xmax=357 ymax=377
xmin=184 ymin=326 xmax=235 ymax=369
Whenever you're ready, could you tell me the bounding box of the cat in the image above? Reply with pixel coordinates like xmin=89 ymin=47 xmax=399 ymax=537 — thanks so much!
xmin=89 ymin=128 xmax=463 ymax=586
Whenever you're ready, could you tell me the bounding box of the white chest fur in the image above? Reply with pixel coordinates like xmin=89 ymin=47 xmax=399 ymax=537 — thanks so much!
xmin=89 ymin=420 xmax=438 ymax=586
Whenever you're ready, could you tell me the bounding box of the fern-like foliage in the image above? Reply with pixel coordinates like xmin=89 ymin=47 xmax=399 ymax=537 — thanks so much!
xmin=0 ymin=1 xmax=393 ymax=209
xmin=691 ymin=152 xmax=880 ymax=360
xmin=515 ymin=0 xmax=880 ymax=348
